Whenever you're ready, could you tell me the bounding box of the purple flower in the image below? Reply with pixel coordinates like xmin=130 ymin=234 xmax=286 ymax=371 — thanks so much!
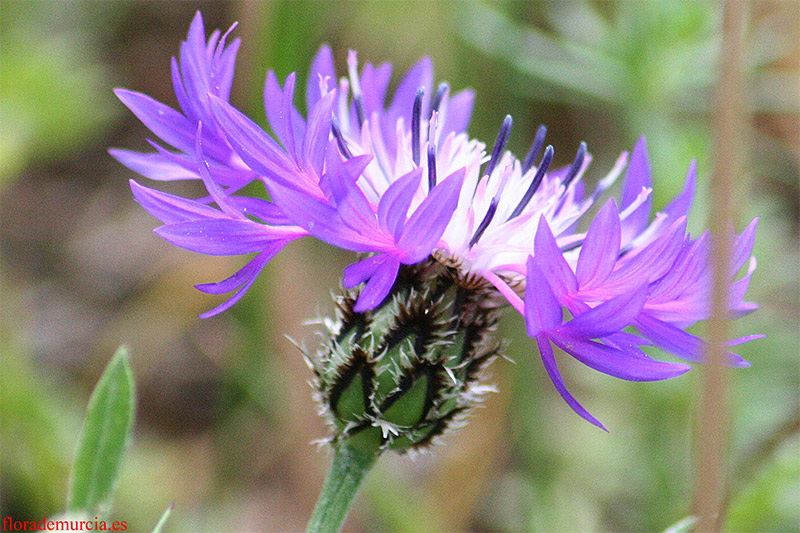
xmin=113 ymin=12 xmax=762 ymax=428
xmin=111 ymin=13 xmax=255 ymax=189
xmin=521 ymin=257 xmax=690 ymax=430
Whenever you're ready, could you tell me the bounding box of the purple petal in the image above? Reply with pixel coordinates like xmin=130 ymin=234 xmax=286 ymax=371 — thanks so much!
xmin=196 ymin=248 xmax=279 ymax=295
xmin=524 ymin=257 xmax=563 ymax=336
xmin=130 ymin=180 xmax=225 ymax=224
xmin=338 ymin=185 xmax=384 ymax=240
xmin=155 ymin=218 xmax=304 ymax=255
xmin=359 ymin=62 xmax=393 ymax=117
xmin=263 ymin=72 xmax=305 ymax=162
xmin=114 ymin=89 xmax=195 ymax=155
xmin=230 ymin=197 xmax=293 ymax=225
xmin=732 ymin=302 xmax=759 ymax=318
xmin=265 ymin=71 xmax=288 ymax=146
xmin=730 ymin=218 xmax=758 ymax=276
xmin=208 ymin=95 xmax=297 ymax=186
xmin=279 ymin=74 xmax=304 ymax=161
xmin=344 ymin=254 xmax=401 ymax=312
xmin=197 ymin=250 xmax=278 ymax=318
xmin=576 ymin=199 xmax=621 ymax=289
xmin=603 ymin=217 xmax=687 ymax=294
xmin=355 ymin=260 xmax=400 ymax=312
xmin=378 ymin=56 xmax=433 ymax=157
xmin=267 ymin=181 xmax=388 ymax=253
xmin=562 ymin=284 xmax=647 ymax=339
xmin=187 ymin=12 xmax=206 ymax=55
xmin=605 ymin=331 xmax=653 ymax=349
xmin=175 ymin=13 xmax=209 ymax=118
xmin=396 ymin=168 xmax=464 ymax=262
xmin=303 ymin=91 xmax=335 ymax=177
xmin=389 ymin=56 xmax=433 ymax=121
xmin=110 ymin=149 xmax=198 ymax=181
xmin=280 ymin=73 xmax=307 ymax=162
xmin=537 ymin=337 xmax=607 ymax=430
xmin=571 ymin=181 xmax=586 ymax=204
xmin=378 ymin=168 xmax=423 ymax=240
xmin=194 ymin=122 xmax=243 ymax=220
xmin=319 ymin=157 xmax=389 ymax=244
xmin=343 ymin=254 xmax=381 ymax=287
xmin=634 ymin=314 xmax=750 ymax=367
xmin=144 ymin=138 xmax=254 ymax=188
xmin=648 ymin=232 xmax=708 ymax=303
xmin=533 ymin=217 xmax=578 ymax=301
xmin=172 ymin=56 xmax=195 ymax=122
xmin=726 ymin=334 xmax=765 ymax=346
xmin=482 ymin=269 xmax=524 ymax=314
xmin=441 ymin=89 xmax=475 ymax=137
xmin=552 ymin=336 xmax=691 ymax=382
xmin=620 ymin=136 xmax=652 ymax=236
xmin=320 ymin=152 xmax=372 ymax=205
xmin=213 ymin=34 xmax=240 ymax=103
xmin=178 ymin=29 xmax=210 ymax=120
xmin=728 ymin=256 xmax=757 ymax=312
xmin=306 ymin=45 xmax=336 ymax=111
xmin=663 ymin=160 xmax=696 ymax=220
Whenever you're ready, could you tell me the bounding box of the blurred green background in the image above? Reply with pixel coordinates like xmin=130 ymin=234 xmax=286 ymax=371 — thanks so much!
xmin=1 ymin=1 xmax=797 ymax=531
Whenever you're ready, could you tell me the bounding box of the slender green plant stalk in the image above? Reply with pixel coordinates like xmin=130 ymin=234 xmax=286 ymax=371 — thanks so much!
xmin=307 ymin=444 xmax=379 ymax=533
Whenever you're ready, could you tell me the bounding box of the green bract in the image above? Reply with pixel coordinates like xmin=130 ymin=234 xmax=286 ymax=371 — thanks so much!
xmin=311 ymin=259 xmax=505 ymax=454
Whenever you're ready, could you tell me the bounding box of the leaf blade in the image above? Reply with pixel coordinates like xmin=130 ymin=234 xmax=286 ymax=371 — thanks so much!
xmin=67 ymin=346 xmax=136 ymax=517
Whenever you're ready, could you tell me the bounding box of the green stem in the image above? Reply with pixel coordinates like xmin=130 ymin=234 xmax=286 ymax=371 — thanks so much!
xmin=307 ymin=443 xmax=379 ymax=533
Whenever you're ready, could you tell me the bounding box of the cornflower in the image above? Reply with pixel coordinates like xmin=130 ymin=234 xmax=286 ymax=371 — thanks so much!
xmin=112 ymin=12 xmax=760 ymax=441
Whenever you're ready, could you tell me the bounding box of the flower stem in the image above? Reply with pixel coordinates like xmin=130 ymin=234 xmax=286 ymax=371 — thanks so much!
xmin=307 ymin=443 xmax=379 ymax=533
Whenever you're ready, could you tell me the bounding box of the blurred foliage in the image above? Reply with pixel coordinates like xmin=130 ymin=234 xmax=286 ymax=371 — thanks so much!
xmin=0 ymin=1 xmax=119 ymax=182
xmin=1 ymin=1 xmax=797 ymax=532
xmin=460 ymin=0 xmax=799 ymax=213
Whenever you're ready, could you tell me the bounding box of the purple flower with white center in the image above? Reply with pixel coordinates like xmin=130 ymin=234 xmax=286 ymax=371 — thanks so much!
xmin=113 ymin=12 xmax=761 ymax=431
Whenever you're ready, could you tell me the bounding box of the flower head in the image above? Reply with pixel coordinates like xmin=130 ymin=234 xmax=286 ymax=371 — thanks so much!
xmin=113 ymin=12 xmax=761 ymax=430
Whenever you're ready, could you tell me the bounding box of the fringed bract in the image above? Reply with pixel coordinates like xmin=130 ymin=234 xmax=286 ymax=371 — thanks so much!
xmin=311 ymin=258 xmax=506 ymax=453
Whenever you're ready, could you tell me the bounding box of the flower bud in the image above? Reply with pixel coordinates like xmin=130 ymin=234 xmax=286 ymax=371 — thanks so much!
xmin=311 ymin=259 xmax=506 ymax=454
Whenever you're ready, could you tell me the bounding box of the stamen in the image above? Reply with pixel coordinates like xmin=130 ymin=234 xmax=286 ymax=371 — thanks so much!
xmin=469 ymin=199 xmax=498 ymax=248
xmin=560 ymin=239 xmax=584 ymax=253
xmin=331 ymin=116 xmax=353 ymax=159
xmin=347 ymin=51 xmax=366 ymax=127
xmin=427 ymin=110 xmax=439 ymax=191
xmin=353 ymin=96 xmax=366 ymax=128
xmin=427 ymin=143 xmax=437 ymax=191
xmin=561 ymin=141 xmax=587 ymax=190
xmin=431 ymin=82 xmax=449 ymax=117
xmin=482 ymin=115 xmax=512 ymax=181
xmin=411 ymin=87 xmax=424 ymax=167
xmin=521 ymin=125 xmax=547 ymax=175
xmin=507 ymin=145 xmax=554 ymax=220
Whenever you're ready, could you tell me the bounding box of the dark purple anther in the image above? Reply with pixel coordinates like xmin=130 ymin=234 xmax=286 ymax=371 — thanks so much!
xmin=561 ymin=142 xmax=587 ymax=190
xmin=521 ymin=125 xmax=547 ymax=175
xmin=508 ymin=145 xmax=554 ymax=220
xmin=482 ymin=115 xmax=512 ymax=181
xmin=411 ymin=87 xmax=424 ymax=167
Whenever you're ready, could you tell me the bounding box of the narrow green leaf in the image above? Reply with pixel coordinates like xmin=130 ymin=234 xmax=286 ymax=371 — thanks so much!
xmin=151 ymin=502 xmax=174 ymax=533
xmin=67 ymin=345 xmax=136 ymax=517
xmin=663 ymin=516 xmax=698 ymax=533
